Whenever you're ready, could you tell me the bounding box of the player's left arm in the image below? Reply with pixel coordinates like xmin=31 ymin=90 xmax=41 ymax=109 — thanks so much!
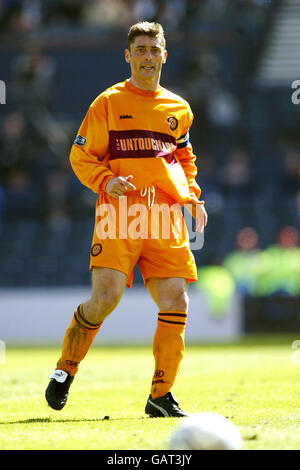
xmin=175 ymin=134 xmax=200 ymax=200
xmin=174 ymin=131 xmax=208 ymax=233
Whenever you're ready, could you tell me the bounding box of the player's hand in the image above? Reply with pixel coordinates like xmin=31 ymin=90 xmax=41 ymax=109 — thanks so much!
xmin=105 ymin=175 xmax=136 ymax=198
xmin=186 ymin=200 xmax=208 ymax=234
xmin=195 ymin=203 xmax=208 ymax=233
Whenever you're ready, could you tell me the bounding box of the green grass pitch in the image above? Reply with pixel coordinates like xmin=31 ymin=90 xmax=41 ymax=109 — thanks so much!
xmin=1 ymin=335 xmax=300 ymax=450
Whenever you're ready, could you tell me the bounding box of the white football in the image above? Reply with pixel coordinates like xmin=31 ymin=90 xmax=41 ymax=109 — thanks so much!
xmin=169 ymin=412 xmax=242 ymax=450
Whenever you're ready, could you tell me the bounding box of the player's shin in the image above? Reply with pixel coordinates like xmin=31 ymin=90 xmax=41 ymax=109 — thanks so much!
xmin=56 ymin=305 xmax=102 ymax=376
xmin=151 ymin=311 xmax=187 ymax=399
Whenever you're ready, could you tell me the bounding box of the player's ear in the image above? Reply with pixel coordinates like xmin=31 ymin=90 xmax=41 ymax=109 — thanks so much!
xmin=125 ymin=49 xmax=131 ymax=63
xmin=162 ymin=50 xmax=167 ymax=64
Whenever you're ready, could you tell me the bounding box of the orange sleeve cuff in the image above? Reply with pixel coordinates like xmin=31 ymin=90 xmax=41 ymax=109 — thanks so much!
xmin=99 ymin=174 xmax=114 ymax=193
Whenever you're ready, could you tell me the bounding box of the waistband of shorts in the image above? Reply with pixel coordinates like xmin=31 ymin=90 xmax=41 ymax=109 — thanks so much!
xmin=125 ymin=187 xmax=175 ymax=203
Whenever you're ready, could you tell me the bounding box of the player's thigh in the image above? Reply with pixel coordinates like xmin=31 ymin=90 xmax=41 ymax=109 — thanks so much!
xmin=146 ymin=277 xmax=189 ymax=312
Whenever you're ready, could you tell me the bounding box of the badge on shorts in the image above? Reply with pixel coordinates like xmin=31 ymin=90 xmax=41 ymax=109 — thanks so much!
xmin=91 ymin=243 xmax=102 ymax=256
xmin=73 ymin=134 xmax=86 ymax=146
xmin=167 ymin=116 xmax=178 ymax=130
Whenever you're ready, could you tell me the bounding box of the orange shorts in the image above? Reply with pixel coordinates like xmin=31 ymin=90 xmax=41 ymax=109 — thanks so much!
xmin=89 ymin=188 xmax=197 ymax=288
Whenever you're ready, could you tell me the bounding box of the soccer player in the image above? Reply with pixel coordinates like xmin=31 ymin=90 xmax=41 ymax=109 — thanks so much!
xmin=45 ymin=22 xmax=207 ymax=417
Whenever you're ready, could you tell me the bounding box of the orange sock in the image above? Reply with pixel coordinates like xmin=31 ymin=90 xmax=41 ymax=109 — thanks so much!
xmin=56 ymin=305 xmax=102 ymax=376
xmin=151 ymin=311 xmax=187 ymax=399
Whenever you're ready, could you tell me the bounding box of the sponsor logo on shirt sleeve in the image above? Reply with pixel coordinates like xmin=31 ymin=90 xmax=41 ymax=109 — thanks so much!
xmin=73 ymin=134 xmax=86 ymax=146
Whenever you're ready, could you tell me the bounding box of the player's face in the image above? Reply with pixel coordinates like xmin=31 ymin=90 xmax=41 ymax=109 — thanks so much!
xmin=125 ymin=35 xmax=167 ymax=87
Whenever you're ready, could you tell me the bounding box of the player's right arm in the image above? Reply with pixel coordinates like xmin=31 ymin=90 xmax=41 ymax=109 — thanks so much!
xmin=70 ymin=97 xmax=136 ymax=197
xmin=70 ymin=96 xmax=116 ymax=194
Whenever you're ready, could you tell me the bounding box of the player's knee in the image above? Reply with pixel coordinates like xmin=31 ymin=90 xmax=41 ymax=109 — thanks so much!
xmin=160 ymin=288 xmax=189 ymax=313
xmin=100 ymin=288 xmax=122 ymax=313
xmin=83 ymin=289 xmax=122 ymax=323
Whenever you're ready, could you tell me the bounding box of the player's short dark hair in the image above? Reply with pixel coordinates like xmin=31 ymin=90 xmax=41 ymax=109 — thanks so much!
xmin=127 ymin=22 xmax=166 ymax=51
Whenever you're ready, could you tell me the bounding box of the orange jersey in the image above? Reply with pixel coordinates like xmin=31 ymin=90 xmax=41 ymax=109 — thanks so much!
xmin=70 ymin=79 xmax=201 ymax=204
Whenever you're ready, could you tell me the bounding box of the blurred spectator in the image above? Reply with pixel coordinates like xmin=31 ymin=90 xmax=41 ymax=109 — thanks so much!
xmin=201 ymin=0 xmax=227 ymax=19
xmin=0 ymin=184 xmax=6 ymax=225
xmin=222 ymin=227 xmax=260 ymax=295
xmin=177 ymin=50 xmax=222 ymax=149
xmin=195 ymin=263 xmax=236 ymax=317
xmin=295 ymin=189 xmax=300 ymax=222
xmin=44 ymin=166 xmax=95 ymax=219
xmin=196 ymin=153 xmax=224 ymax=215
xmin=223 ymin=225 xmax=300 ymax=297
xmin=219 ymin=148 xmax=255 ymax=197
xmin=20 ymin=0 xmax=42 ymax=31
xmin=0 ymin=0 xmax=42 ymax=35
xmin=180 ymin=50 xmax=222 ymax=106
xmin=252 ymin=227 xmax=300 ymax=297
xmin=83 ymin=0 xmax=186 ymax=30
xmin=11 ymin=43 xmax=56 ymax=114
xmin=82 ymin=0 xmax=131 ymax=28
xmin=234 ymin=0 xmax=267 ymax=43
xmin=207 ymin=89 xmax=240 ymax=128
xmin=45 ymin=168 xmax=70 ymax=214
xmin=132 ymin=0 xmax=157 ymax=22
xmin=196 ymin=153 xmax=218 ymax=189
xmin=153 ymin=0 xmax=187 ymax=31
xmin=47 ymin=207 xmax=71 ymax=234
xmin=0 ymin=113 xmax=26 ymax=169
xmin=236 ymin=226 xmax=259 ymax=251
xmin=276 ymin=225 xmax=299 ymax=249
xmin=42 ymin=0 xmax=85 ymax=27
xmin=4 ymin=168 xmax=39 ymax=220
xmin=10 ymin=44 xmax=69 ymax=159
xmin=279 ymin=149 xmax=300 ymax=198
xmin=0 ymin=0 xmax=272 ymax=36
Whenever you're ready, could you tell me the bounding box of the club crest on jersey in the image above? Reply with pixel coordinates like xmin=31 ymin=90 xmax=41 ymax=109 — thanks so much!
xmin=91 ymin=243 xmax=102 ymax=256
xmin=167 ymin=116 xmax=178 ymax=131
xmin=73 ymin=134 xmax=86 ymax=146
